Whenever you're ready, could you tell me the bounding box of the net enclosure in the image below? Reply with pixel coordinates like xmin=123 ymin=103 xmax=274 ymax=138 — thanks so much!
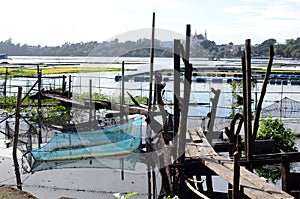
xmin=261 ymin=97 xmax=300 ymax=118
xmin=26 ymin=117 xmax=143 ymax=172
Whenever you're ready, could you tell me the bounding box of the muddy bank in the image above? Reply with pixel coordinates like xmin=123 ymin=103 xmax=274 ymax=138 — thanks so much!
xmin=0 ymin=185 xmax=37 ymax=199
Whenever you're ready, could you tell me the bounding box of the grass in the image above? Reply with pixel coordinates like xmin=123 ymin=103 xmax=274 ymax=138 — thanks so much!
xmin=0 ymin=66 xmax=124 ymax=76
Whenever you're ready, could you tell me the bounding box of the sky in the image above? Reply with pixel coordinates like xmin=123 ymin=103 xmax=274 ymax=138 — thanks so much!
xmin=1 ymin=0 xmax=299 ymax=46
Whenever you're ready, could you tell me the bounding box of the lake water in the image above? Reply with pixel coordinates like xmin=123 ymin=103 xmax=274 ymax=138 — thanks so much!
xmin=1 ymin=56 xmax=300 ymax=198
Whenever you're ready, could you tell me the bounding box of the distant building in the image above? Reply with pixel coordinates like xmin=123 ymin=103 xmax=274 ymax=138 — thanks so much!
xmin=192 ymin=30 xmax=207 ymax=43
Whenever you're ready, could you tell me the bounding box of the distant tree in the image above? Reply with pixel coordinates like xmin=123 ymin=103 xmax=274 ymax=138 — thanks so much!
xmin=0 ymin=37 xmax=299 ymax=58
xmin=252 ymin=38 xmax=277 ymax=57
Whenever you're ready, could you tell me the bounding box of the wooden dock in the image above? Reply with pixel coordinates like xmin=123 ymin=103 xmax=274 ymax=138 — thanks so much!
xmin=184 ymin=128 xmax=294 ymax=199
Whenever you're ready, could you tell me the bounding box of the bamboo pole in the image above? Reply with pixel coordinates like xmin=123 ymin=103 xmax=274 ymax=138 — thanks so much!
xmin=13 ymin=86 xmax=22 ymax=190
xmin=173 ymin=39 xmax=181 ymax=156
xmin=4 ymin=67 xmax=8 ymax=104
xmin=62 ymin=75 xmax=66 ymax=92
xmin=89 ymin=79 xmax=92 ymax=122
xmin=148 ymin=12 xmax=155 ymax=110
xmin=245 ymin=39 xmax=253 ymax=161
xmin=68 ymin=75 xmax=72 ymax=99
xmin=252 ymin=46 xmax=274 ymax=140
xmin=146 ymin=12 xmax=155 ymax=199
xmin=178 ymin=25 xmax=192 ymax=160
xmin=242 ymin=52 xmax=247 ymax=157
xmin=185 ymin=24 xmax=191 ymax=63
xmin=37 ymin=70 xmax=42 ymax=147
xmin=120 ymin=61 xmax=127 ymax=123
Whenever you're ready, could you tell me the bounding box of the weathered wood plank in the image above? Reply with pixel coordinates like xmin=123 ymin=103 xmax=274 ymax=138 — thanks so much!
xmin=185 ymin=128 xmax=294 ymax=199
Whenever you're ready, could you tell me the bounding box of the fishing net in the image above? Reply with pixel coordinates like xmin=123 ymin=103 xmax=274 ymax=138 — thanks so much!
xmin=26 ymin=118 xmax=143 ymax=173
xmin=261 ymin=97 xmax=300 ymax=118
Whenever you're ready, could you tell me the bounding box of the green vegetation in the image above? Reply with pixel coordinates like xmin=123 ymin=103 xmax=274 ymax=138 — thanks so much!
xmin=73 ymin=92 xmax=148 ymax=106
xmin=113 ymin=192 xmax=139 ymax=199
xmin=229 ymin=80 xmax=256 ymax=117
xmin=0 ymin=92 xmax=147 ymax=127
xmin=73 ymin=92 xmax=111 ymax=102
xmin=1 ymin=37 xmax=299 ymax=58
xmin=229 ymin=81 xmax=243 ymax=117
xmin=0 ymin=67 xmax=123 ymax=77
xmin=255 ymin=116 xmax=298 ymax=183
xmin=253 ymin=38 xmax=300 ymax=58
xmin=256 ymin=116 xmax=298 ymax=152
xmin=0 ymin=38 xmax=172 ymax=57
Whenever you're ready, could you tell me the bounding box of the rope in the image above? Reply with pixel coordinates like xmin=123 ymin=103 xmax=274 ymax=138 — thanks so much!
xmin=187 ymin=177 xmax=205 ymax=184
xmin=185 ymin=180 xmax=210 ymax=199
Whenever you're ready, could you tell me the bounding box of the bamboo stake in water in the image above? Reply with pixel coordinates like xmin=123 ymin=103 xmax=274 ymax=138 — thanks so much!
xmin=13 ymin=86 xmax=22 ymax=190
xmin=146 ymin=12 xmax=155 ymax=199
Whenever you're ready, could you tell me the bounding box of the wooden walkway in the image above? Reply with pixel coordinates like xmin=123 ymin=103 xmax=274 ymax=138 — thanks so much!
xmin=185 ymin=128 xmax=294 ymax=199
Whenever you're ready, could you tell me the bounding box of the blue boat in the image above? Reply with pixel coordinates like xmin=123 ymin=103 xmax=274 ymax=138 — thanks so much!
xmin=0 ymin=54 xmax=8 ymax=59
xmin=30 ymin=118 xmax=143 ymax=162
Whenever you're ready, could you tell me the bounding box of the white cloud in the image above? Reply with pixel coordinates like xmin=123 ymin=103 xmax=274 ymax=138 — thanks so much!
xmin=0 ymin=0 xmax=299 ymax=45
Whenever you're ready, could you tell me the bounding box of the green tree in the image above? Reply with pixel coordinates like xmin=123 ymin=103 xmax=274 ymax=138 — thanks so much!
xmin=256 ymin=116 xmax=298 ymax=152
xmin=255 ymin=116 xmax=298 ymax=183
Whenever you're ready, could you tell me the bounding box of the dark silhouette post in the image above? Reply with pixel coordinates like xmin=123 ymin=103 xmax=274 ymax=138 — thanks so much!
xmin=13 ymin=86 xmax=22 ymax=190
xmin=37 ymin=68 xmax=42 ymax=147
xmin=173 ymin=39 xmax=181 ymax=156
xmin=244 ymin=39 xmax=253 ymax=161
xmin=252 ymin=46 xmax=274 ymax=140
xmin=179 ymin=24 xmax=192 ymax=161
xmin=146 ymin=12 xmax=155 ymax=199
xmin=233 ymin=152 xmax=240 ymax=199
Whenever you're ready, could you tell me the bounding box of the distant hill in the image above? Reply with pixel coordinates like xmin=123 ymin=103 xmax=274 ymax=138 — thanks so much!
xmin=0 ymin=37 xmax=299 ymax=59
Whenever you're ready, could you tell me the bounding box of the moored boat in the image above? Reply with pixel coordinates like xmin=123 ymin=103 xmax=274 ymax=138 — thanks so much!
xmin=0 ymin=54 xmax=8 ymax=59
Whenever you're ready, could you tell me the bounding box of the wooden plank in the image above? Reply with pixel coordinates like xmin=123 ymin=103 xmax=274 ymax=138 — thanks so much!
xmin=185 ymin=128 xmax=294 ymax=199
xmin=222 ymin=160 xmax=293 ymax=199
xmin=201 ymin=155 xmax=288 ymax=198
xmin=43 ymin=93 xmax=85 ymax=106
xmin=185 ymin=143 xmax=200 ymax=159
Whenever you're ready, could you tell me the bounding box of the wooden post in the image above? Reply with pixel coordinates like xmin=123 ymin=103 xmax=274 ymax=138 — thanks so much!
xmin=120 ymin=61 xmax=125 ymax=123
xmin=173 ymin=39 xmax=181 ymax=151
xmin=281 ymin=155 xmax=290 ymax=193
xmin=185 ymin=24 xmax=191 ymax=63
xmin=37 ymin=70 xmax=42 ymax=147
xmin=252 ymin=46 xmax=274 ymax=140
xmin=4 ymin=67 xmax=8 ymax=104
xmin=233 ymin=152 xmax=240 ymax=199
xmin=146 ymin=12 xmax=155 ymax=199
xmin=121 ymin=158 xmax=124 ymax=181
xmin=68 ymin=75 xmax=72 ymax=125
xmin=241 ymin=52 xmax=248 ymax=160
xmin=206 ymin=175 xmax=213 ymax=193
xmin=5 ymin=121 xmax=9 ymax=140
xmin=89 ymin=79 xmax=92 ymax=122
xmin=27 ymin=125 xmax=33 ymax=167
xmin=62 ymin=75 xmax=66 ymax=92
xmin=207 ymin=88 xmax=220 ymax=134
xmin=13 ymin=86 xmax=22 ymax=190
xmin=245 ymin=39 xmax=253 ymax=161
xmin=148 ymin=12 xmax=155 ymax=110
xmin=178 ymin=25 xmax=192 ymax=161
xmin=68 ymin=75 xmax=72 ymax=99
